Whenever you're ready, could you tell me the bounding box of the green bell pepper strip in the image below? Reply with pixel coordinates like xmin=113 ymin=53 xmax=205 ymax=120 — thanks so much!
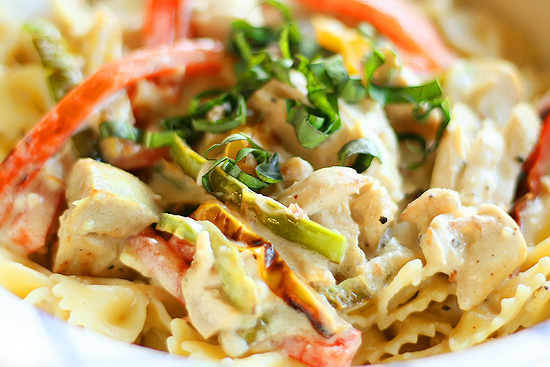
xmin=25 ymin=19 xmax=83 ymax=101
xmin=170 ymin=136 xmax=348 ymax=263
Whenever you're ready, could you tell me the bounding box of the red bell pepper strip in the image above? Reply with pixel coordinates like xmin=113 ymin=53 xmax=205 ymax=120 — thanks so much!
xmin=144 ymin=0 xmax=178 ymax=46
xmin=7 ymin=174 xmax=64 ymax=252
xmin=143 ymin=0 xmax=193 ymax=47
xmin=125 ymin=228 xmax=193 ymax=304
xmin=522 ymin=113 xmax=550 ymax=197
xmin=175 ymin=0 xmax=194 ymax=40
xmin=296 ymin=0 xmax=456 ymax=71
xmin=278 ymin=327 xmax=362 ymax=367
xmin=0 ymin=39 xmax=223 ymax=217
xmin=512 ymin=113 xmax=550 ymax=223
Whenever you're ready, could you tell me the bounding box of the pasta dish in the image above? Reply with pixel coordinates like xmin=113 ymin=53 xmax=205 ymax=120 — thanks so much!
xmin=0 ymin=0 xmax=549 ymax=366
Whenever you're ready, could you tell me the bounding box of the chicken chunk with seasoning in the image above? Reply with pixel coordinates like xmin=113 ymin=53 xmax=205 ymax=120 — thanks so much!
xmin=54 ymin=158 xmax=161 ymax=276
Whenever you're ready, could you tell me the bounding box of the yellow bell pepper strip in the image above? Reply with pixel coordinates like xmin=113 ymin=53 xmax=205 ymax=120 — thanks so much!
xmin=192 ymin=201 xmax=342 ymax=336
xmin=296 ymin=0 xmax=456 ymax=71
xmin=25 ymin=19 xmax=83 ymax=101
xmin=311 ymin=15 xmax=371 ymax=75
xmin=169 ymin=136 xmax=348 ymax=263
xmin=0 ymin=39 xmax=223 ymax=224
xmin=190 ymin=201 xmax=361 ymax=367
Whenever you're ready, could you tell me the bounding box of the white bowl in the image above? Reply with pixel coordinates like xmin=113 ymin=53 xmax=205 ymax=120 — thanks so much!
xmin=1 ymin=1 xmax=549 ymax=366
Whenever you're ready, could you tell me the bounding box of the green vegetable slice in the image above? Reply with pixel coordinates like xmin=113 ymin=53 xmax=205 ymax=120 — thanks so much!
xmin=25 ymin=19 xmax=83 ymax=101
xmin=170 ymin=136 xmax=348 ymax=263
xmin=337 ymin=138 xmax=382 ymax=173
xmin=323 ymin=275 xmax=371 ymax=309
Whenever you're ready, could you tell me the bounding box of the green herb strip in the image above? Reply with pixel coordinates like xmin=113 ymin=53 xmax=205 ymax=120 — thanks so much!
xmin=337 ymin=138 xmax=382 ymax=173
xmin=363 ymin=50 xmax=451 ymax=168
xmin=202 ymin=133 xmax=282 ymax=191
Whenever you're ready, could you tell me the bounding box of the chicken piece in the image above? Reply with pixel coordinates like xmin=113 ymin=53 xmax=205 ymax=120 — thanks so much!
xmin=54 ymin=223 xmax=130 ymax=277
xmin=276 ymin=167 xmax=368 ymax=216
xmin=351 ymin=179 xmax=397 ymax=249
xmin=280 ymin=156 xmax=314 ymax=188
xmin=402 ymin=188 xmax=527 ymax=310
xmin=63 ymin=158 xmax=160 ymax=236
xmin=443 ymin=58 xmax=524 ymax=125
xmin=53 ymin=158 xmax=161 ymax=276
xmin=401 ymin=188 xmax=462 ymax=233
xmin=431 ymin=102 xmax=540 ymax=210
xmin=276 ymin=167 xmax=396 ymax=279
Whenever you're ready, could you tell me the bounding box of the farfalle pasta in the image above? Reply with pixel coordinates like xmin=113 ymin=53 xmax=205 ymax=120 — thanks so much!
xmin=0 ymin=0 xmax=550 ymax=366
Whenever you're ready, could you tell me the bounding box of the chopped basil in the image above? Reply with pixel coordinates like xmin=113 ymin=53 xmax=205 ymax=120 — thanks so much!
xmin=234 ymin=51 xmax=284 ymax=97
xmin=202 ymin=133 xmax=282 ymax=191
xmin=357 ymin=22 xmax=377 ymax=40
xmin=162 ymin=116 xmax=203 ymax=144
xmin=284 ymin=57 xmax=343 ymax=149
xmin=337 ymin=138 xmax=381 ymax=173
xmin=368 ymin=79 xmax=444 ymax=106
xmin=188 ymin=90 xmax=248 ymax=132
xmin=278 ymin=23 xmax=302 ymax=60
xmin=162 ymin=90 xmax=247 ymax=139
xmin=396 ymin=133 xmax=427 ymax=154
xmin=228 ymin=20 xmax=278 ymax=60
xmin=364 ymin=49 xmax=386 ymax=82
xmin=363 ymin=50 xmax=451 ymax=168
xmin=310 ymin=55 xmax=366 ymax=103
xmin=286 ymin=101 xmax=335 ymax=149
xmin=263 ymin=0 xmax=293 ymax=22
